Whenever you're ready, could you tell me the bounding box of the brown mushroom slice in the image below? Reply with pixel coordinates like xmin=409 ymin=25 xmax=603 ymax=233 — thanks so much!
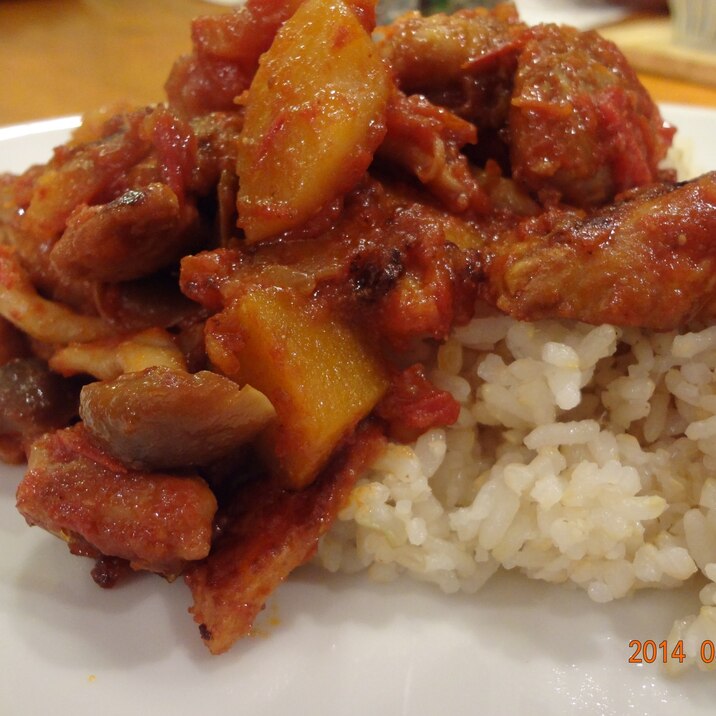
xmin=0 ymin=357 xmax=79 ymax=462
xmin=79 ymin=366 xmax=275 ymax=470
xmin=50 ymin=183 xmax=200 ymax=283
xmin=0 ymin=317 xmax=29 ymax=366
xmin=16 ymin=424 xmax=217 ymax=578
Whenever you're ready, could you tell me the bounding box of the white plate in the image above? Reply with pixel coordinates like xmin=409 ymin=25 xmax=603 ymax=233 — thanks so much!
xmin=1 ymin=105 xmax=715 ymax=716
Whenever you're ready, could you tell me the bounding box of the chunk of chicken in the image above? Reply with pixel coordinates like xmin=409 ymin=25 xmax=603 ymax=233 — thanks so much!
xmin=16 ymin=424 xmax=217 ymax=578
xmin=509 ymin=23 xmax=674 ymax=207
xmin=483 ymin=173 xmax=716 ymax=329
xmin=185 ymin=425 xmax=384 ymax=654
xmin=379 ymin=5 xmax=525 ymax=129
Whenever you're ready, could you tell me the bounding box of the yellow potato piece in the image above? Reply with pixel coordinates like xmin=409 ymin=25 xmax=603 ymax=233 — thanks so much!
xmin=217 ymin=287 xmax=388 ymax=488
xmin=236 ymin=0 xmax=389 ymax=242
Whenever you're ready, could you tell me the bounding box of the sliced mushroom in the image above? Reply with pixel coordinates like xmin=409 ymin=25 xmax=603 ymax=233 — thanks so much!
xmin=80 ymin=366 xmax=275 ymax=470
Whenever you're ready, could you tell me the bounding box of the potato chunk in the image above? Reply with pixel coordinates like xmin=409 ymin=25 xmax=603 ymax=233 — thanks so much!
xmin=207 ymin=288 xmax=388 ymax=488
xmin=236 ymin=0 xmax=390 ymax=242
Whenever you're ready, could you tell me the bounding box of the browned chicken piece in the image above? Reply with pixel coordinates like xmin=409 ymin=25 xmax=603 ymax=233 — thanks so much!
xmin=381 ymin=11 xmax=673 ymax=210
xmin=483 ymin=172 xmax=716 ymax=329
xmin=0 ymin=108 xmax=243 ymax=311
xmin=182 ymin=178 xmax=482 ymax=349
xmin=185 ymin=425 xmax=385 ymax=654
xmin=4 ymin=109 xmax=161 ymax=308
xmin=17 ymin=110 xmax=154 ymax=249
xmin=113 ymin=109 xmax=244 ymax=202
xmin=509 ymin=24 xmax=674 ymax=208
xmin=16 ymin=424 xmax=217 ymax=578
xmin=80 ymin=366 xmax=275 ymax=470
xmin=378 ymin=91 xmax=488 ymax=214
xmin=379 ymin=5 xmax=526 ymax=129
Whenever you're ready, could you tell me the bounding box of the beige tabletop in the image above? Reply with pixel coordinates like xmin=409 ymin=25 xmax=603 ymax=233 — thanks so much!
xmin=1 ymin=0 xmax=716 ymax=127
xmin=0 ymin=0 xmax=227 ymax=126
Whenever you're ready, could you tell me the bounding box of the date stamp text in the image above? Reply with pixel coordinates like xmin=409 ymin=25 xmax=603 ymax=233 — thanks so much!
xmin=628 ymin=639 xmax=715 ymax=665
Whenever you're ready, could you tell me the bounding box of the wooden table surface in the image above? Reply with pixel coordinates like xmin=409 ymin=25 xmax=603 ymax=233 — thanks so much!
xmin=2 ymin=0 xmax=716 ymax=128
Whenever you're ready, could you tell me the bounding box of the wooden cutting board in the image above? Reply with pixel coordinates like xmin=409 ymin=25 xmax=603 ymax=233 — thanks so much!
xmin=599 ymin=17 xmax=716 ymax=88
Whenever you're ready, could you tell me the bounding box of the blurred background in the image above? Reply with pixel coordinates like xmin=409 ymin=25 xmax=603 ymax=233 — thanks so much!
xmin=0 ymin=0 xmax=714 ymax=126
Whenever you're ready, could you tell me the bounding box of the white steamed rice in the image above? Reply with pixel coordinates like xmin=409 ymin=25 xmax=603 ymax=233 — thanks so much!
xmin=316 ymin=138 xmax=714 ymax=674
xmin=318 ymin=314 xmax=716 ymax=674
